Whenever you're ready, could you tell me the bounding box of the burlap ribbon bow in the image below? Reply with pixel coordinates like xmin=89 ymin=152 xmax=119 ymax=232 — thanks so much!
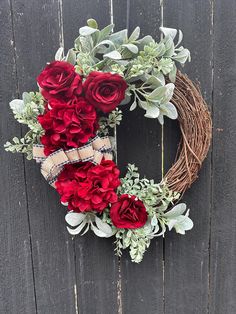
xmin=32 ymin=135 xmax=113 ymax=188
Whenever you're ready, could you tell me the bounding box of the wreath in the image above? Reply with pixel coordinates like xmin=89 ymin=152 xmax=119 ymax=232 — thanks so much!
xmin=5 ymin=19 xmax=212 ymax=263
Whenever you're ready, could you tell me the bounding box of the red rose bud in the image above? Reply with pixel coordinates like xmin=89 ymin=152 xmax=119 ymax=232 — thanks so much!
xmin=110 ymin=194 xmax=148 ymax=229
xmin=83 ymin=71 xmax=127 ymax=113
xmin=37 ymin=97 xmax=98 ymax=156
xmin=37 ymin=61 xmax=83 ymax=101
xmin=55 ymin=160 xmax=120 ymax=213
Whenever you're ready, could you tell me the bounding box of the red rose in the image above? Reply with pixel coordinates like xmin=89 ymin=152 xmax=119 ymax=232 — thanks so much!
xmin=110 ymin=194 xmax=148 ymax=229
xmin=38 ymin=97 xmax=98 ymax=156
xmin=55 ymin=160 xmax=120 ymax=213
xmin=83 ymin=71 xmax=127 ymax=113
xmin=37 ymin=61 xmax=82 ymax=101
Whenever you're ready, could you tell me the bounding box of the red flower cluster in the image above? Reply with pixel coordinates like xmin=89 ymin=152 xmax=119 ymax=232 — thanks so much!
xmin=37 ymin=61 xmax=132 ymax=220
xmin=37 ymin=61 xmax=127 ymax=155
xmin=38 ymin=98 xmax=98 ymax=156
xmin=110 ymin=194 xmax=148 ymax=229
xmin=55 ymin=160 xmax=120 ymax=213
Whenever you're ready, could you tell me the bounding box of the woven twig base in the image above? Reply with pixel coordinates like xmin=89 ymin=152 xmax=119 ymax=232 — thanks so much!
xmin=164 ymin=71 xmax=212 ymax=194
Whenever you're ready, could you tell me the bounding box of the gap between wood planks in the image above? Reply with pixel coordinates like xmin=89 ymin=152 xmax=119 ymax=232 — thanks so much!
xmin=208 ymin=1 xmax=214 ymax=314
xmin=57 ymin=0 xmax=79 ymax=313
xmin=109 ymin=1 xmax=123 ymax=313
xmin=9 ymin=0 xmax=38 ymax=313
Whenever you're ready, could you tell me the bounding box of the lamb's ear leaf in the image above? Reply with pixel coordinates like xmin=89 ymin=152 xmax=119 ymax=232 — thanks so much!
xmin=67 ymin=220 xmax=87 ymax=235
xmin=129 ymin=101 xmax=137 ymax=111
xmin=129 ymin=26 xmax=140 ymax=42
xmin=55 ymin=47 xmax=64 ymax=61
xmin=136 ymin=35 xmax=154 ymax=50
xmin=173 ymin=48 xmax=191 ymax=64
xmin=98 ymin=24 xmax=114 ymax=42
xmin=163 ymin=203 xmax=187 ymax=218
xmin=109 ymin=29 xmax=128 ymax=45
xmin=91 ymin=224 xmax=109 ymax=238
xmin=167 ymin=219 xmax=178 ymax=231
xmin=174 ymin=215 xmax=194 ymax=234
xmin=87 ymin=18 xmax=98 ymax=29
xmin=169 ymin=64 xmax=177 ymax=82
xmin=160 ymin=102 xmax=178 ymax=120
xmin=95 ymin=216 xmax=113 ymax=236
xmin=10 ymin=99 xmax=24 ymax=114
xmin=79 ymin=26 xmax=98 ymax=36
xmin=145 ymin=74 xmax=164 ymax=88
xmin=160 ymin=27 xmax=177 ymax=39
xmin=65 ymin=212 xmax=85 ymax=227
xmin=176 ymin=29 xmax=183 ymax=47
xmin=65 ymin=49 xmax=76 ymax=65
xmin=145 ymin=105 xmax=160 ymax=119
xmin=104 ymin=50 xmax=122 ymax=60
xmin=122 ymin=43 xmax=139 ymax=54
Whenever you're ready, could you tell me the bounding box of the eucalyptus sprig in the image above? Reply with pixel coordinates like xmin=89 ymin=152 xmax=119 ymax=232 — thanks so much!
xmin=99 ymin=108 xmax=123 ymax=136
xmin=4 ymin=92 xmax=45 ymax=159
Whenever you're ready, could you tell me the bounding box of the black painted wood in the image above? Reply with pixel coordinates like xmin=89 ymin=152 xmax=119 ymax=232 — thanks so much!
xmin=163 ymin=1 xmax=213 ymax=313
xmin=1 ymin=1 xmax=236 ymax=313
xmin=113 ymin=1 xmax=165 ymax=314
xmin=0 ymin=1 xmax=37 ymax=313
xmin=10 ymin=0 xmax=76 ymax=313
xmin=63 ymin=1 xmax=120 ymax=314
xmin=210 ymin=1 xmax=236 ymax=313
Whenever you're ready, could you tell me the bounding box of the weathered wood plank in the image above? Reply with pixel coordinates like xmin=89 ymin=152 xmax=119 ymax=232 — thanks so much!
xmin=113 ymin=1 xmax=165 ymax=313
xmin=163 ymin=1 xmax=213 ymax=313
xmin=0 ymin=1 xmax=37 ymax=313
xmin=10 ymin=0 xmax=76 ymax=313
xmin=62 ymin=1 xmax=120 ymax=313
xmin=63 ymin=0 xmax=112 ymax=50
xmin=210 ymin=1 xmax=236 ymax=313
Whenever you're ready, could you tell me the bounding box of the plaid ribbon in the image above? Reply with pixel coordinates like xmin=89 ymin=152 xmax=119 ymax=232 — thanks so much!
xmin=33 ymin=135 xmax=113 ymax=187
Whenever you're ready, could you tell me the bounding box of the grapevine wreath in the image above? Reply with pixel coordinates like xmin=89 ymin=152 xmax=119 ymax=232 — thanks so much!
xmin=5 ymin=19 xmax=212 ymax=263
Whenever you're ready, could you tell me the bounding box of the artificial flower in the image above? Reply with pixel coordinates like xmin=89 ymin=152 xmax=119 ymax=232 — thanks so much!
xmin=83 ymin=71 xmax=127 ymax=113
xmin=38 ymin=97 xmax=98 ymax=155
xmin=37 ymin=61 xmax=82 ymax=101
xmin=110 ymin=194 xmax=148 ymax=229
xmin=56 ymin=160 xmax=120 ymax=213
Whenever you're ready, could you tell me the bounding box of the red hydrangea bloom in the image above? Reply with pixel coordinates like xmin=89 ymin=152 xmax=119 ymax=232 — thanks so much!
xmin=38 ymin=97 xmax=98 ymax=156
xmin=55 ymin=160 xmax=120 ymax=213
xmin=37 ymin=61 xmax=83 ymax=101
xmin=110 ymin=194 xmax=148 ymax=229
xmin=83 ymin=71 xmax=127 ymax=113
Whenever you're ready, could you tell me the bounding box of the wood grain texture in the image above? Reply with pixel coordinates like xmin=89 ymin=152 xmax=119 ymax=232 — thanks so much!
xmin=1 ymin=0 xmax=236 ymax=313
xmin=210 ymin=1 xmax=236 ymax=313
xmin=0 ymin=1 xmax=37 ymax=313
xmin=62 ymin=0 xmax=111 ymax=50
xmin=163 ymin=1 xmax=213 ymax=313
xmin=62 ymin=1 xmax=120 ymax=313
xmin=10 ymin=0 xmax=76 ymax=313
xmin=113 ymin=1 xmax=165 ymax=313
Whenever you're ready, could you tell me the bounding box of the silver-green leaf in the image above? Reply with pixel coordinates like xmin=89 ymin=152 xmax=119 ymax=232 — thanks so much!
xmin=104 ymin=50 xmax=122 ymax=60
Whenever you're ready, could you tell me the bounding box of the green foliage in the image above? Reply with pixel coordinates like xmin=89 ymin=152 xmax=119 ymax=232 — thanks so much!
xmin=67 ymin=19 xmax=190 ymax=124
xmin=115 ymin=229 xmax=151 ymax=263
xmin=4 ymin=20 xmax=193 ymax=264
xmin=114 ymin=164 xmax=193 ymax=263
xmin=118 ymin=164 xmax=179 ymax=214
xmin=65 ymin=211 xmax=114 ymax=238
xmin=99 ymin=109 xmax=123 ymax=135
xmin=4 ymin=92 xmax=45 ymax=159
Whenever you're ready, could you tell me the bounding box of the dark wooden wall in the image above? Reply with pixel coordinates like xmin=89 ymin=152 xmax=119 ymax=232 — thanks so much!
xmin=0 ymin=0 xmax=236 ymax=313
